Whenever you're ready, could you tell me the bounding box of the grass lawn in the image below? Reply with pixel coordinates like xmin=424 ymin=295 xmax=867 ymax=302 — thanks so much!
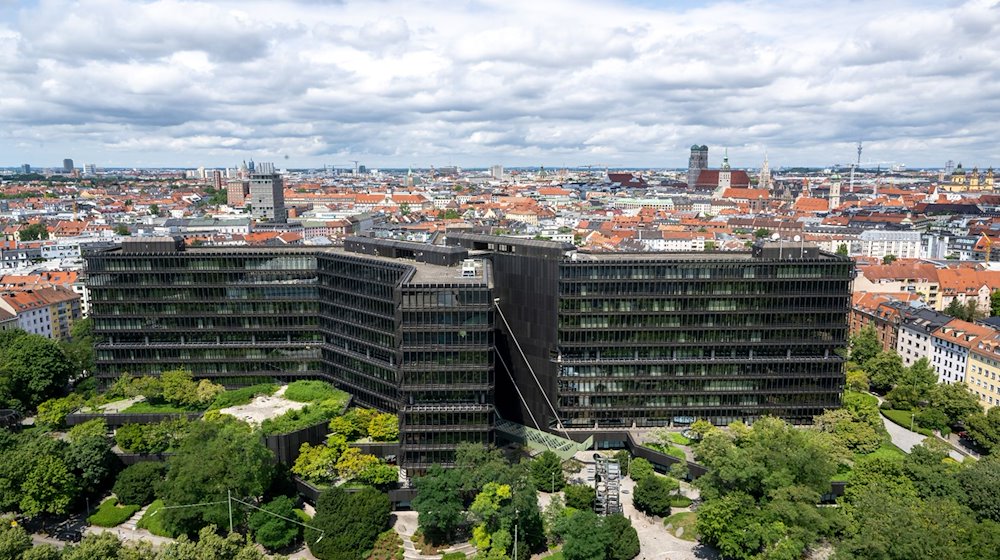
xmin=543 ymin=551 xmax=564 ymax=560
xmin=881 ymin=408 xmax=934 ymax=437
xmin=847 ymin=391 xmax=879 ymax=408
xmin=667 ymin=432 xmax=695 ymax=446
xmin=121 ymin=401 xmax=203 ymax=414
xmin=670 ymin=495 xmax=693 ymax=508
xmin=664 ymin=511 xmax=699 ymax=542
xmin=88 ymin=497 xmax=141 ymax=527
xmin=137 ymin=499 xmax=174 ymax=538
xmin=645 ymin=442 xmax=687 ymax=461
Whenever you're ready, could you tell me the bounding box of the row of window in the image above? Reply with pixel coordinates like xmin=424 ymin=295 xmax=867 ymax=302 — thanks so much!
xmin=91 ymin=255 xmax=318 ymax=272
xmin=561 ymin=346 xmax=840 ymax=360
xmin=402 ymin=330 xmax=493 ymax=347
xmin=106 ymin=332 xmax=322 ymax=344
xmin=96 ymin=316 xmax=320 ymax=331
xmin=559 ymin=391 xmax=840 ymax=410
xmin=558 ymin=377 xmax=839 ymax=394
xmin=559 ymin=263 xmax=850 ymax=280
xmin=560 ymin=361 xmax=843 ymax=378
xmin=558 ymin=329 xmax=841 ymax=346
xmin=401 ymin=290 xmax=492 ymax=308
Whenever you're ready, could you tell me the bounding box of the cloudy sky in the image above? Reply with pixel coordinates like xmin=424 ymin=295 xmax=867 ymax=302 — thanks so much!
xmin=1 ymin=0 xmax=998 ymax=169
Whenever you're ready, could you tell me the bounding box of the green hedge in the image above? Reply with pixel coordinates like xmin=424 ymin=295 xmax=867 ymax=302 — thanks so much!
xmin=262 ymin=401 xmax=343 ymax=436
xmin=644 ymin=442 xmax=687 ymax=461
xmin=88 ymin=498 xmax=141 ymax=527
xmin=208 ymin=383 xmax=278 ymax=410
xmin=881 ymin=409 xmax=934 ymax=437
xmin=283 ymin=381 xmax=347 ymax=404
xmin=122 ymin=401 xmax=203 ymax=414
xmin=137 ymin=500 xmax=174 ymax=537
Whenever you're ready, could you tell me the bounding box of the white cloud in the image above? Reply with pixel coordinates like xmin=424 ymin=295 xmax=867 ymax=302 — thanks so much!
xmin=2 ymin=0 xmax=1000 ymax=168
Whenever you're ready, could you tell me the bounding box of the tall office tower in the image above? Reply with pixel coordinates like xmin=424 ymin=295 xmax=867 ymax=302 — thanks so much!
xmin=212 ymin=170 xmax=223 ymax=190
xmin=490 ymin=165 xmax=504 ymax=180
xmin=197 ymin=166 xmax=207 ymax=180
xmin=687 ymin=145 xmax=708 ymax=186
xmin=21 ymin=164 xmax=30 ymax=174
xmin=84 ymin=163 xmax=97 ymax=176
xmin=945 ymin=160 xmax=955 ymax=176
xmin=248 ymin=162 xmax=286 ymax=223
xmin=63 ymin=159 xmax=74 ymax=173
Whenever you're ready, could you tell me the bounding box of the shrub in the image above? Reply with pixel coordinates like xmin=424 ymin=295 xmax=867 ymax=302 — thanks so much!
xmin=113 ymin=462 xmax=167 ymax=506
xmin=68 ymin=418 xmax=108 ymax=442
xmin=36 ymin=394 xmax=84 ymax=428
xmin=249 ymin=495 xmax=301 ymax=551
xmin=441 ymin=553 xmax=466 ymax=560
xmin=369 ymin=529 xmax=405 ymax=560
xmin=633 ymin=475 xmax=677 ymax=517
xmin=262 ymin=402 xmax=343 ymax=436
xmin=563 ymin=484 xmax=595 ymax=511
xmin=368 ymin=412 xmax=399 ymax=442
xmin=87 ymin=497 xmax=140 ymax=527
xmin=136 ymin=499 xmax=174 ymax=537
xmin=670 ymin=495 xmax=693 ymax=508
xmin=114 ymin=418 xmax=190 ymax=454
xmin=628 ymin=457 xmax=654 ymax=482
xmin=208 ymin=383 xmax=278 ymax=410
xmin=283 ymin=381 xmax=344 ymax=403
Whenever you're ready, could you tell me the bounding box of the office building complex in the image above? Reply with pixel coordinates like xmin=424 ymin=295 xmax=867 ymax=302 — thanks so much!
xmin=248 ymin=162 xmax=286 ymax=223
xmin=87 ymin=235 xmax=851 ymax=468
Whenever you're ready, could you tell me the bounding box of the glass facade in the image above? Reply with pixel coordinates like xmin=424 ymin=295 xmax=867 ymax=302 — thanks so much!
xmin=553 ymin=259 xmax=852 ymax=427
xmin=88 ymin=238 xmax=852 ymax=468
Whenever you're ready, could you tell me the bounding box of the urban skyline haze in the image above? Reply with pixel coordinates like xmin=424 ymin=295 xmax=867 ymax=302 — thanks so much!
xmin=1 ymin=0 xmax=998 ymax=169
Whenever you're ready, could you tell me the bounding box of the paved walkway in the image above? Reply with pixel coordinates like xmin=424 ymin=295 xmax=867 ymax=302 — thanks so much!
xmin=871 ymin=394 xmax=965 ymax=461
xmin=85 ymin=503 xmax=176 ymax=548
xmin=392 ymin=510 xmax=476 ymax=560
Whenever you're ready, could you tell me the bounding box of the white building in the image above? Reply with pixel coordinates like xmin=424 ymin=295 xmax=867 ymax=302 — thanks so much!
xmin=853 ymin=230 xmax=922 ymax=259
xmin=930 ymin=319 xmax=993 ymax=384
xmin=896 ymin=307 xmax=951 ymax=367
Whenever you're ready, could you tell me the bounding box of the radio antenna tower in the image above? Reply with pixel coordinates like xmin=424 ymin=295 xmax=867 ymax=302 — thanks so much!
xmin=848 ymin=141 xmax=863 ymax=193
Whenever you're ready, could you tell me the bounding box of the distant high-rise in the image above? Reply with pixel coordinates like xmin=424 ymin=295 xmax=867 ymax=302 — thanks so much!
xmin=197 ymin=166 xmax=207 ymax=180
xmin=212 ymin=170 xmax=223 ymax=191
xmin=21 ymin=164 xmax=30 ymax=174
xmin=63 ymin=159 xmax=74 ymax=173
xmin=248 ymin=162 xmax=285 ymax=223
xmin=687 ymin=145 xmax=708 ymax=186
xmin=226 ymin=179 xmax=249 ymax=207
xmin=490 ymin=164 xmax=504 ymax=181
xmin=83 ymin=163 xmax=96 ymax=176
xmin=945 ymin=160 xmax=955 ymax=176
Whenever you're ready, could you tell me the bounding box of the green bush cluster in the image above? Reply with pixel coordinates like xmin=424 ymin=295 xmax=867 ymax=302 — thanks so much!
xmin=206 ymin=383 xmax=278 ymax=410
xmin=115 ymin=418 xmax=191 ymax=454
xmin=87 ymin=497 xmax=140 ymax=527
xmin=283 ymin=380 xmax=347 ymax=404
xmin=112 ymin=462 xmax=167 ymax=506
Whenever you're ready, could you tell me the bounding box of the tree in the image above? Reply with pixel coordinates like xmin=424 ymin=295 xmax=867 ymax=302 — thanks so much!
xmin=113 ymin=462 xmax=167 ymax=506
xmin=562 ymin=510 xmax=610 ymax=560
xmin=0 ymin=524 xmax=31 ymax=560
xmin=836 ymin=243 xmax=849 ymax=256
xmin=36 ymin=393 xmax=84 ymax=428
xmin=846 ymin=369 xmax=870 ymax=392
xmin=249 ymin=495 xmax=300 ymax=551
xmin=530 ymin=451 xmax=565 ymax=492
xmin=20 ymin=454 xmax=78 ymax=516
xmin=308 ymin=487 xmax=390 ymax=560
xmin=563 ymin=483 xmax=595 ymax=511
xmin=292 ymin=438 xmax=345 ymax=484
xmin=882 ymin=254 xmax=897 ymax=264
xmin=604 ymin=514 xmax=640 ymax=560
xmin=992 ymin=290 xmax=1000 ymax=317
xmin=18 ymin=222 xmax=48 ymax=241
xmin=367 ymin=412 xmax=399 ymax=442
xmin=965 ymin=407 xmax=1000 ymax=453
xmin=66 ymin=433 xmax=118 ymax=496
xmin=754 ymin=228 xmax=771 ymax=239
xmin=867 ymin=351 xmax=906 ymax=394
xmin=68 ymin=418 xmax=107 ymax=442
xmin=944 ymin=298 xmax=985 ymax=322
xmin=849 ymin=325 xmax=881 ymax=368
xmin=21 ymin=543 xmax=63 ymax=560
xmin=113 ymin=224 xmax=130 ymax=236
xmin=633 ymin=475 xmax=676 ymax=517
xmin=929 ymin=382 xmax=982 ymax=426
xmin=149 ymin=204 xmax=160 ymax=216
xmin=159 ymin=368 xmax=203 ymax=408
xmin=412 ymin=465 xmax=465 ymax=545
xmin=356 ymin=461 xmax=398 ymax=487
xmin=159 ymin=420 xmax=275 ymax=537
xmin=0 ymin=333 xmax=74 ymax=411
xmin=627 ymin=457 xmax=654 ymax=482
xmin=813 ymin=408 xmax=882 ymax=454
xmin=960 ymin=456 xmax=1000 ymax=523
xmin=328 ymin=415 xmax=361 ymax=440
xmin=336 ymin=447 xmax=380 ymax=482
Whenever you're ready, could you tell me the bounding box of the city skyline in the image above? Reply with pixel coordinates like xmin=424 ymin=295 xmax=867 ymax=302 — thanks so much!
xmin=2 ymin=0 xmax=999 ymax=169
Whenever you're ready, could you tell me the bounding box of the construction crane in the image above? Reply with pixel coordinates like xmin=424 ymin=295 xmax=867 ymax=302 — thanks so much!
xmin=982 ymin=231 xmax=993 ymax=264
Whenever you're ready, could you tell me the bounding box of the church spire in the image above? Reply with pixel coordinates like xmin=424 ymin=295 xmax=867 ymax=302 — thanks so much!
xmin=722 ymin=148 xmax=731 ymax=170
